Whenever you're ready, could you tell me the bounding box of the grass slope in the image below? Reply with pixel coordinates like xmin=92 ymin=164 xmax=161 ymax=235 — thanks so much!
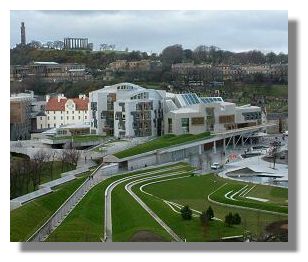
xmin=10 ymin=175 xmax=88 ymax=242
xmin=209 ymin=183 xmax=288 ymax=214
xmin=46 ymin=163 xmax=187 ymax=242
xmin=114 ymin=132 xmax=212 ymax=159
xmin=140 ymin=174 xmax=287 ymax=238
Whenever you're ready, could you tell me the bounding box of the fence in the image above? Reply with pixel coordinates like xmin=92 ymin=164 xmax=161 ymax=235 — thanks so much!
xmin=27 ymin=163 xmax=118 ymax=242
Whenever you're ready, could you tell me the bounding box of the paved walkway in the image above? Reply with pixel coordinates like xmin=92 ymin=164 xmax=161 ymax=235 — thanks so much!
xmin=10 ymin=187 xmax=53 ymax=210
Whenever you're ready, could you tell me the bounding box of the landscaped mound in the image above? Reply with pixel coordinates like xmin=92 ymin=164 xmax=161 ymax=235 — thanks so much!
xmin=114 ymin=132 xmax=212 ymax=159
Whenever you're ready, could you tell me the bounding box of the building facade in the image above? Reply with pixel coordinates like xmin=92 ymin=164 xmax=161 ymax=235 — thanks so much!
xmin=89 ymin=82 xmax=262 ymax=138
xmin=164 ymin=94 xmax=262 ymax=136
xmin=89 ymin=83 xmax=164 ymax=138
xmin=10 ymin=92 xmax=34 ymax=140
xmin=10 ymin=62 xmax=91 ymax=82
xmin=36 ymin=94 xmax=89 ymax=130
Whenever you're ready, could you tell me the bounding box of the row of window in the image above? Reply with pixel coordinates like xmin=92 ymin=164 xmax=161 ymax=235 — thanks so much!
xmin=44 ymin=115 xmax=87 ymax=120
xmin=242 ymin=112 xmax=261 ymax=121
xmin=130 ymin=92 xmax=149 ymax=100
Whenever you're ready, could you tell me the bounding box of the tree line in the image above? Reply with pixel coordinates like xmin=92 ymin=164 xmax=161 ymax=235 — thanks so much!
xmin=10 ymin=146 xmax=80 ymax=199
xmin=11 ymin=44 xmax=288 ymax=70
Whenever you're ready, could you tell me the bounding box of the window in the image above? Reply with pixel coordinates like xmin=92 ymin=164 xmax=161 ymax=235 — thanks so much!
xmin=40 ymin=124 xmax=42 ymax=129
xmin=219 ymin=115 xmax=235 ymax=124
xmin=168 ymin=118 xmax=173 ymax=133
xmin=40 ymin=117 xmax=42 ymax=120
xmin=54 ymin=111 xmax=55 ymax=114
xmin=181 ymin=118 xmax=189 ymax=133
xmin=67 ymin=111 xmax=69 ymax=114
xmin=67 ymin=116 xmax=69 ymax=120
xmin=191 ymin=117 xmax=204 ymax=125
xmin=72 ymin=111 xmax=74 ymax=114
xmin=54 ymin=124 xmax=56 ymax=127
xmin=72 ymin=116 xmax=74 ymax=120
xmin=85 ymin=115 xmax=87 ymax=119
xmin=61 ymin=116 xmax=63 ymax=120
xmin=54 ymin=116 xmax=56 ymax=120
xmin=47 ymin=116 xmax=50 ymax=120
xmin=48 ymin=124 xmax=50 ymax=128
xmin=78 ymin=116 xmax=81 ymax=120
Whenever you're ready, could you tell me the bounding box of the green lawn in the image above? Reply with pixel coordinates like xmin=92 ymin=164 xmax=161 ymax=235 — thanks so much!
xmin=112 ymin=164 xmax=193 ymax=241
xmin=10 ymin=174 xmax=89 ymax=242
xmin=209 ymin=183 xmax=288 ymax=214
xmin=114 ymin=132 xmax=213 ymax=159
xmin=42 ymin=164 xmax=287 ymax=242
xmin=131 ymin=175 xmax=243 ymax=241
xmin=139 ymin=173 xmax=287 ymax=239
xmin=46 ymin=163 xmax=188 ymax=242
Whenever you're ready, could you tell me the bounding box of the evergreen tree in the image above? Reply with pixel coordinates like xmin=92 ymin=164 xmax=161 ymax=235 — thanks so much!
xmin=181 ymin=205 xmax=193 ymax=220
xmin=205 ymin=206 xmax=214 ymax=221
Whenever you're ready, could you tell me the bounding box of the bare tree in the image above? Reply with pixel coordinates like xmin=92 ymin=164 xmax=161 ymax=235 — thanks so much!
xmin=63 ymin=143 xmax=81 ymax=168
xmin=31 ymin=150 xmax=48 ymax=189
xmin=59 ymin=150 xmax=68 ymax=173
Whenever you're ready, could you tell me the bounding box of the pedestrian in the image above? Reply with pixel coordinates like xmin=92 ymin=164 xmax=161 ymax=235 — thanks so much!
xmin=85 ymin=156 xmax=87 ymax=163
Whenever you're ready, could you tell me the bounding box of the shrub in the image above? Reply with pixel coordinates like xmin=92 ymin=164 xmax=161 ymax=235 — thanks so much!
xmin=181 ymin=205 xmax=193 ymax=220
xmin=205 ymin=206 xmax=214 ymax=221
xmin=233 ymin=213 xmax=241 ymax=225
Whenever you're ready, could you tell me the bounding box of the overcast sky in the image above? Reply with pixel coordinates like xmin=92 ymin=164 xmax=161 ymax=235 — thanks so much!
xmin=10 ymin=10 xmax=288 ymax=54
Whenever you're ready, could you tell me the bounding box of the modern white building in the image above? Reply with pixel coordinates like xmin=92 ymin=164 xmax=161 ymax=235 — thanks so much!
xmin=89 ymin=83 xmax=262 ymax=138
xmin=164 ymin=94 xmax=262 ymax=135
xmin=89 ymin=83 xmax=165 ymax=138
xmin=36 ymin=94 xmax=89 ymax=130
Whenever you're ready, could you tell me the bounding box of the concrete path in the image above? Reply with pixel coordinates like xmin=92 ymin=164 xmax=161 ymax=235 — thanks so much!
xmin=10 ymin=187 xmax=53 ymax=210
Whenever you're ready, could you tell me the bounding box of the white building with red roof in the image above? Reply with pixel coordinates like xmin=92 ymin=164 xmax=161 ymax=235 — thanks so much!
xmin=36 ymin=94 xmax=89 ymax=130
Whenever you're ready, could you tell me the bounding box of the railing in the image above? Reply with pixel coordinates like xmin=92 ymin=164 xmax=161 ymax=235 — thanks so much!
xmin=27 ymin=162 xmax=109 ymax=242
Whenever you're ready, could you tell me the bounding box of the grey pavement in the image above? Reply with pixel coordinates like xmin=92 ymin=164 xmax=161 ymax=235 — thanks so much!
xmin=10 ymin=187 xmax=53 ymax=210
xmin=39 ymin=175 xmax=76 ymax=189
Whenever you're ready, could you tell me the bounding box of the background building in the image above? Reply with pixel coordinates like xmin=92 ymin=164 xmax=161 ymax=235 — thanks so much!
xmin=36 ymin=94 xmax=89 ymax=131
xmin=10 ymin=62 xmax=91 ymax=82
xmin=10 ymin=92 xmax=34 ymax=140
xmin=63 ymin=37 xmax=93 ymax=51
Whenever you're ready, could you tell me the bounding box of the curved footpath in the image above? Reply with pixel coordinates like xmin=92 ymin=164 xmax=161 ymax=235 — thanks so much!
xmin=103 ymin=165 xmax=187 ymax=242
xmin=207 ymin=183 xmax=288 ymax=216
xmin=125 ymin=173 xmax=189 ymax=242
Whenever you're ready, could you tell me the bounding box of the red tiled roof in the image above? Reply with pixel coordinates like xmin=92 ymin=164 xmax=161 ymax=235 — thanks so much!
xmin=45 ymin=97 xmax=67 ymax=111
xmin=45 ymin=97 xmax=89 ymax=111
xmin=72 ymin=97 xmax=89 ymax=111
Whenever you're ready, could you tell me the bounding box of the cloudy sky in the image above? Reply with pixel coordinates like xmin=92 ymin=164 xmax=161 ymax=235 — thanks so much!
xmin=10 ymin=10 xmax=288 ymax=54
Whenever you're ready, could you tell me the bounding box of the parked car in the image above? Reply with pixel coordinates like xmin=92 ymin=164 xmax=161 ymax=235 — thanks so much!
xmin=211 ymin=163 xmax=222 ymax=170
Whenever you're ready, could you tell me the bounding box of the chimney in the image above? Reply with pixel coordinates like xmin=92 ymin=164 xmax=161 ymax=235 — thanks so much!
xmin=46 ymin=95 xmax=50 ymax=102
xmin=58 ymin=94 xmax=64 ymax=102
xmin=79 ymin=94 xmax=86 ymax=100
